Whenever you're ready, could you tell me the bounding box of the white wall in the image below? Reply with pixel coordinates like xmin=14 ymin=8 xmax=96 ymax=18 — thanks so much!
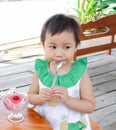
xmin=0 ymin=0 xmax=68 ymax=44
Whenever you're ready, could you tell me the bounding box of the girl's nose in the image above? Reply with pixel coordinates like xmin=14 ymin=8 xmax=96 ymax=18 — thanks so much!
xmin=55 ymin=48 xmax=64 ymax=58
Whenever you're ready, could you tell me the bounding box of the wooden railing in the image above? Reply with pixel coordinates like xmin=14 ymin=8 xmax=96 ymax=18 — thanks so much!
xmin=74 ymin=14 xmax=116 ymax=60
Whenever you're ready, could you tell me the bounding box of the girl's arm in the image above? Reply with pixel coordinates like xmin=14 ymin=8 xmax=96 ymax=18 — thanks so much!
xmin=65 ymin=71 xmax=95 ymax=113
xmin=28 ymin=72 xmax=51 ymax=105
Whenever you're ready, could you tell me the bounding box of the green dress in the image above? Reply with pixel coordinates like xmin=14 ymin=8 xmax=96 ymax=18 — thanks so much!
xmin=34 ymin=57 xmax=91 ymax=130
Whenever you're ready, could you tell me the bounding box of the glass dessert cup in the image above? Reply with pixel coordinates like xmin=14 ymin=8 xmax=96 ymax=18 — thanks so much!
xmin=2 ymin=92 xmax=28 ymax=123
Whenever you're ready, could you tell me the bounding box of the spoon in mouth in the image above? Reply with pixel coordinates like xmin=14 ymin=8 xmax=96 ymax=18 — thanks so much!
xmin=52 ymin=61 xmax=63 ymax=86
xmin=56 ymin=61 xmax=63 ymax=71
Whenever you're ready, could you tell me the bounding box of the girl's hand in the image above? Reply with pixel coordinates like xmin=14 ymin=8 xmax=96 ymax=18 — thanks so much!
xmin=39 ymin=88 xmax=51 ymax=103
xmin=51 ymin=86 xmax=69 ymax=104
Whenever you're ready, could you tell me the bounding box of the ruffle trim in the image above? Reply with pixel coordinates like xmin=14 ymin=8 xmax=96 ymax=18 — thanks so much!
xmin=35 ymin=58 xmax=87 ymax=88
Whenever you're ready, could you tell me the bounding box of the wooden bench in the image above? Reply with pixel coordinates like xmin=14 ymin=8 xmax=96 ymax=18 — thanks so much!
xmin=74 ymin=14 xmax=116 ymax=59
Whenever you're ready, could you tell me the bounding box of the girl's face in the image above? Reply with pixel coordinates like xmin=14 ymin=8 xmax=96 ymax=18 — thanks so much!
xmin=43 ymin=31 xmax=77 ymax=63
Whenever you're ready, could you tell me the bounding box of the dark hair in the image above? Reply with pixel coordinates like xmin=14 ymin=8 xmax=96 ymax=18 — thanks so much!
xmin=40 ymin=14 xmax=80 ymax=47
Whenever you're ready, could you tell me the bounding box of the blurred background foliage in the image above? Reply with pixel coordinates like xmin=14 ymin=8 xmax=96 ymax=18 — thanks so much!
xmin=69 ymin=0 xmax=116 ymax=23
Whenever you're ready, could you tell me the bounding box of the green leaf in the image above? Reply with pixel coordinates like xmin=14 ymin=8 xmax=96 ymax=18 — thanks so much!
xmin=97 ymin=3 xmax=109 ymax=10
xmin=70 ymin=0 xmax=116 ymax=24
xmin=113 ymin=6 xmax=116 ymax=10
xmin=77 ymin=0 xmax=80 ymax=9
xmin=101 ymin=0 xmax=116 ymax=4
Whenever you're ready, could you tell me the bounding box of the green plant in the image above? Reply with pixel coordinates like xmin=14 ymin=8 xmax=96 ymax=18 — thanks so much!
xmin=70 ymin=0 xmax=116 ymax=23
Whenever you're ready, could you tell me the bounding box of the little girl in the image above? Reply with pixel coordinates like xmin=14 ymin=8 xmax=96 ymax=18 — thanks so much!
xmin=28 ymin=14 xmax=95 ymax=130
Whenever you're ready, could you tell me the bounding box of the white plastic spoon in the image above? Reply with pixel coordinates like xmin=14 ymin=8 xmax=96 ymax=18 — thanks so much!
xmin=52 ymin=61 xmax=63 ymax=86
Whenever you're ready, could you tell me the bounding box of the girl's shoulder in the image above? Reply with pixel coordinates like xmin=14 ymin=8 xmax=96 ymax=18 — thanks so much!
xmin=35 ymin=58 xmax=49 ymax=68
xmin=34 ymin=58 xmax=49 ymax=79
xmin=34 ymin=58 xmax=53 ymax=87
xmin=70 ymin=57 xmax=87 ymax=75
xmin=73 ymin=57 xmax=87 ymax=67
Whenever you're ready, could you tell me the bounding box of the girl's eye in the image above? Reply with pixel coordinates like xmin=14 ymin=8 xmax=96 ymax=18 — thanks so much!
xmin=50 ymin=46 xmax=56 ymax=49
xmin=64 ymin=46 xmax=71 ymax=50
